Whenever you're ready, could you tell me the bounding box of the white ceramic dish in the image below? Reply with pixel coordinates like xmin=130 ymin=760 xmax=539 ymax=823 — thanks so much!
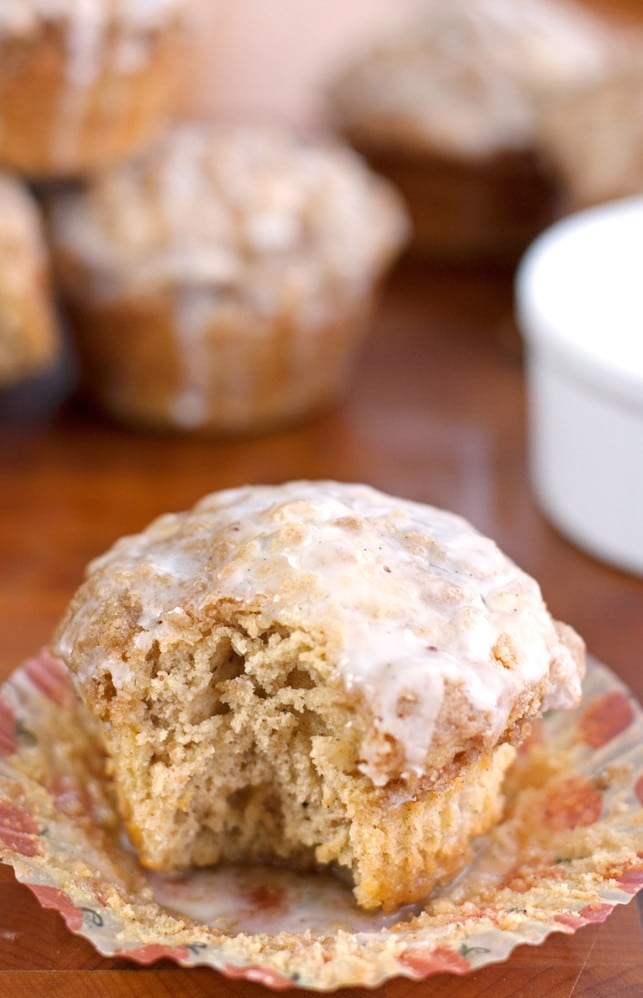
xmin=516 ymin=196 xmax=643 ymax=577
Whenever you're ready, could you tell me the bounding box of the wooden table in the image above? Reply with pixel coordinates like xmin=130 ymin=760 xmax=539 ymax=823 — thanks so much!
xmin=1 ymin=262 xmax=642 ymax=996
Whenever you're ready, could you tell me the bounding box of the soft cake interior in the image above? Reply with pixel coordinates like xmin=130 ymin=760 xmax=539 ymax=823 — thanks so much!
xmin=88 ymin=611 xmax=515 ymax=911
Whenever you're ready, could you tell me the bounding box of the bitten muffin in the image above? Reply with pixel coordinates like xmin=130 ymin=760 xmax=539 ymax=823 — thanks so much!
xmin=0 ymin=0 xmax=192 ymax=178
xmin=537 ymin=67 xmax=643 ymax=210
xmin=0 ymin=173 xmax=60 ymax=386
xmin=329 ymin=0 xmax=630 ymax=260
xmin=53 ymin=481 xmax=585 ymax=911
xmin=50 ymin=123 xmax=408 ymax=433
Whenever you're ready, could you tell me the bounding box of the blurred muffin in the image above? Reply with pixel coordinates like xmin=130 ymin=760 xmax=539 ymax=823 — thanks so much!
xmin=0 ymin=0 xmax=192 ymax=178
xmin=50 ymin=122 xmax=408 ymax=434
xmin=52 ymin=481 xmax=585 ymax=910
xmin=0 ymin=173 xmax=60 ymax=387
xmin=330 ymin=0 xmax=630 ymax=260
xmin=537 ymin=67 xmax=643 ymax=210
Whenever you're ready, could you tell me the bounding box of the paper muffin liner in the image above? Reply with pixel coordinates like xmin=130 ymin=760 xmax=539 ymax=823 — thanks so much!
xmin=1 ymin=649 xmax=642 ymax=990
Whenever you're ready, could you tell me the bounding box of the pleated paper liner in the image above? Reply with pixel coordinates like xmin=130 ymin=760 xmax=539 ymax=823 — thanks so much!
xmin=1 ymin=649 xmax=642 ymax=990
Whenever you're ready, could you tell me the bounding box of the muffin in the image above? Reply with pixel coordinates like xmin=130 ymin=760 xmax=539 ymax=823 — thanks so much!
xmin=0 ymin=0 xmax=192 ymax=178
xmin=52 ymin=481 xmax=585 ymax=911
xmin=50 ymin=123 xmax=408 ymax=433
xmin=537 ymin=67 xmax=643 ymax=210
xmin=0 ymin=173 xmax=60 ymax=386
xmin=329 ymin=0 xmax=631 ymax=260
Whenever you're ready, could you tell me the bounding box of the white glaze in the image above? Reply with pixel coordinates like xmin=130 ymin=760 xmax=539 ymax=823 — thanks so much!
xmin=333 ymin=0 xmax=635 ymax=157
xmin=59 ymin=482 xmax=583 ymax=784
xmin=50 ymin=0 xmax=109 ymax=168
xmin=171 ymin=289 xmax=217 ymax=429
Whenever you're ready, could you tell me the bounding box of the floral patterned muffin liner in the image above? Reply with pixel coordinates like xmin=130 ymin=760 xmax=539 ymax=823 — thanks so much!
xmin=1 ymin=649 xmax=642 ymax=990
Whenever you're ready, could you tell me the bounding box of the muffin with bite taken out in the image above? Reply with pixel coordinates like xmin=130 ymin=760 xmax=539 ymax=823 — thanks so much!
xmin=52 ymin=481 xmax=585 ymax=911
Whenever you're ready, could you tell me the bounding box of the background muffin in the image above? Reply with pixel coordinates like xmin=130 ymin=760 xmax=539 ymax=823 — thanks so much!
xmin=53 ymin=481 xmax=585 ymax=911
xmin=537 ymin=67 xmax=643 ymax=210
xmin=329 ymin=0 xmax=633 ymax=260
xmin=50 ymin=123 xmax=408 ymax=434
xmin=0 ymin=173 xmax=60 ymax=386
xmin=0 ymin=0 xmax=192 ymax=178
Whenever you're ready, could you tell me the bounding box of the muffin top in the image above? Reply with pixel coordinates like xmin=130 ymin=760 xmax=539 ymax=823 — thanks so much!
xmin=330 ymin=0 xmax=631 ymax=159
xmin=54 ymin=481 xmax=584 ymax=787
xmin=51 ymin=123 xmax=408 ymax=314
xmin=0 ymin=0 xmax=188 ymax=36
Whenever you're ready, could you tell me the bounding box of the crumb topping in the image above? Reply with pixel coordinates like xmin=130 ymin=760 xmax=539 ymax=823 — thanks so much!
xmin=51 ymin=123 xmax=408 ymax=307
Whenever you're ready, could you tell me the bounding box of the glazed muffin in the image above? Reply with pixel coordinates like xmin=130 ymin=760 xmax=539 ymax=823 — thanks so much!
xmin=53 ymin=481 xmax=585 ymax=911
xmin=537 ymin=67 xmax=643 ymax=210
xmin=329 ymin=0 xmax=630 ymax=260
xmin=0 ymin=0 xmax=193 ymax=178
xmin=50 ymin=123 xmax=408 ymax=434
xmin=0 ymin=173 xmax=60 ymax=386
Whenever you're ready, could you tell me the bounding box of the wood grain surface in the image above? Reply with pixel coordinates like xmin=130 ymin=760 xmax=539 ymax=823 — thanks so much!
xmin=1 ymin=262 xmax=642 ymax=996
